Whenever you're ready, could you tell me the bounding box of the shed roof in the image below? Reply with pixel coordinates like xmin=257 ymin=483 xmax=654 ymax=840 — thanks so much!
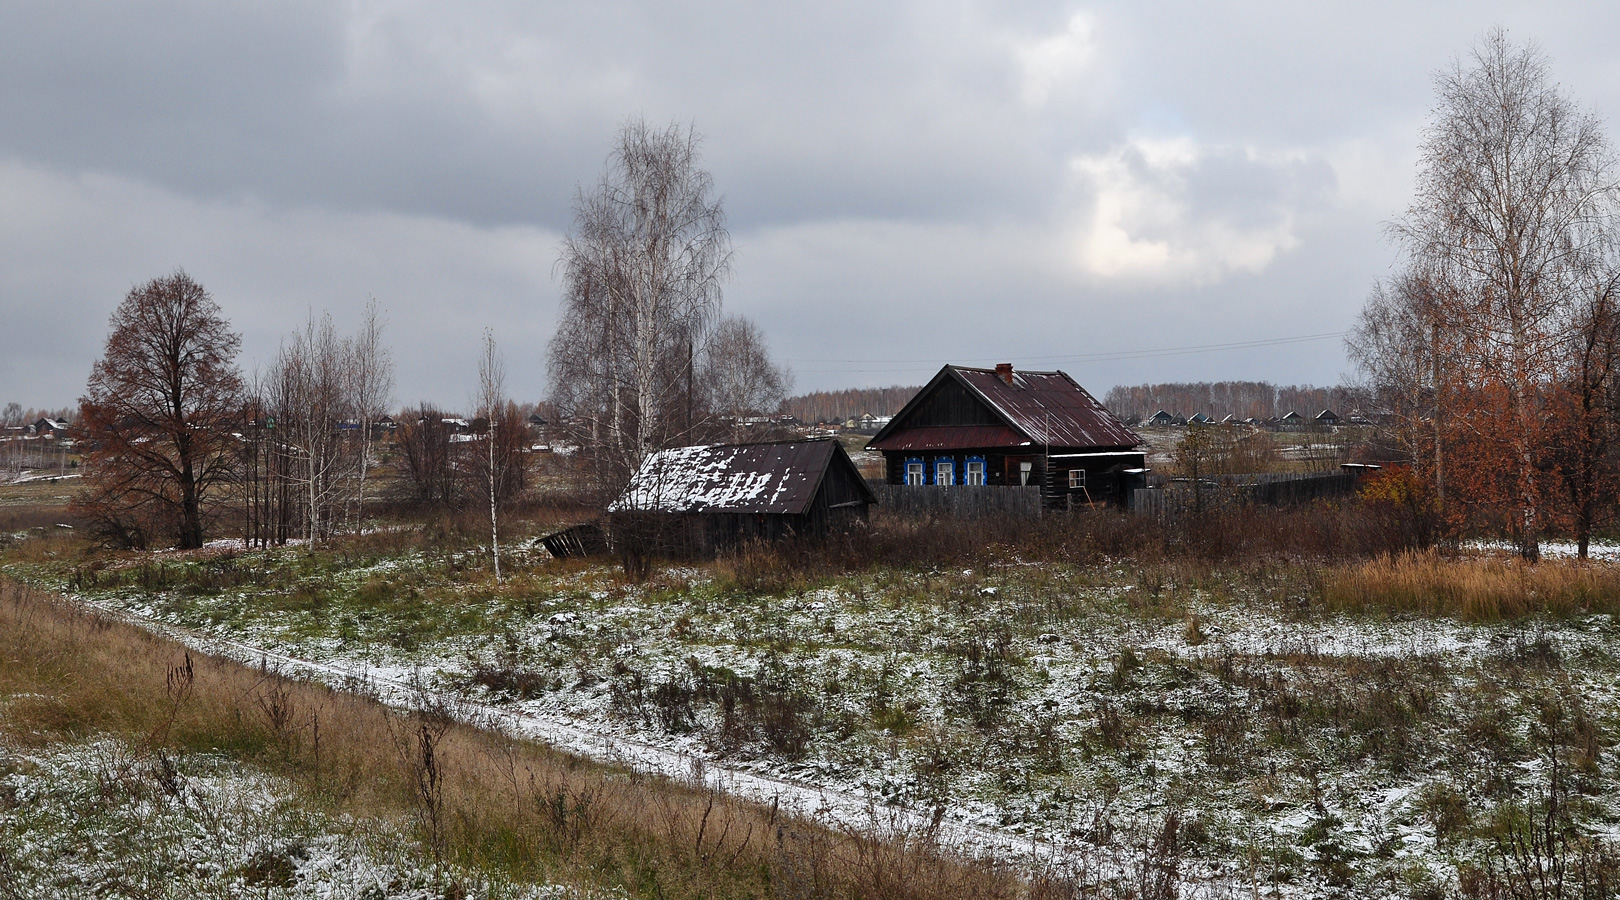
xmin=610 ymin=439 xmax=871 ymax=515
xmin=869 ymin=365 xmax=1140 ymax=452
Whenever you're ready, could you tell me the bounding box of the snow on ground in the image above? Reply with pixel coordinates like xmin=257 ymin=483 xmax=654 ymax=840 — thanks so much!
xmin=12 ymin=546 xmax=1620 ymax=897
xmin=1466 ymin=538 xmax=1620 ymax=560
xmin=0 ymin=737 xmax=595 ymax=899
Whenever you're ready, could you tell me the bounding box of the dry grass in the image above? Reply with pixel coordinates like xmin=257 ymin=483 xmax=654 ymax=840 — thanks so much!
xmin=0 ymin=577 xmax=1037 ymax=899
xmin=702 ymin=500 xmax=1425 ymax=596
xmin=1322 ymin=551 xmax=1620 ymax=621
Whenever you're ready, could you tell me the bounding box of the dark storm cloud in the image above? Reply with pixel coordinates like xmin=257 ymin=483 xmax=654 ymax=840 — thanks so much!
xmin=4 ymin=1 xmax=1620 ymax=409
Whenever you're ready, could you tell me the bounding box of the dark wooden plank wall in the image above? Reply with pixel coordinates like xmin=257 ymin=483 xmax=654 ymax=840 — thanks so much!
xmin=867 ymin=484 xmax=1042 ymax=519
xmin=902 ymin=379 xmax=1000 ymax=427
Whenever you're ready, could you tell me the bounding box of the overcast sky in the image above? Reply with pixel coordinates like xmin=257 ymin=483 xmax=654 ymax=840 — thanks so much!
xmin=5 ymin=2 xmax=1620 ymax=411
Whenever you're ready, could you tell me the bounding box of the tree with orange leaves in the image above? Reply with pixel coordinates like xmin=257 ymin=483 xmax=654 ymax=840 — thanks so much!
xmin=1353 ymin=32 xmax=1618 ymax=559
xmin=76 ymin=271 xmax=243 ymax=549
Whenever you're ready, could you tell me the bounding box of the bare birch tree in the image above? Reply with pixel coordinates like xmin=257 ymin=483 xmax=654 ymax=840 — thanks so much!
xmin=349 ymin=298 xmax=395 ymax=530
xmin=475 ymin=330 xmax=508 ymax=581
xmin=1381 ymin=30 xmax=1617 ymax=559
xmin=701 ymin=314 xmax=792 ymax=442
xmin=273 ymin=312 xmax=353 ymax=546
xmin=550 ymin=118 xmax=731 ymax=491
xmin=1347 ymin=274 xmax=1456 ymax=506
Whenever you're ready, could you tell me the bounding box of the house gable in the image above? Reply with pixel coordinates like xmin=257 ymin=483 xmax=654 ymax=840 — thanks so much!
xmin=871 ymin=364 xmax=1139 ymax=453
xmin=895 ymin=377 xmax=1001 ymax=428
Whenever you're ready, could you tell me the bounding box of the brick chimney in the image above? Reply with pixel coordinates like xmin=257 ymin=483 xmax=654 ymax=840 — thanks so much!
xmin=995 ymin=362 xmax=1014 ymax=386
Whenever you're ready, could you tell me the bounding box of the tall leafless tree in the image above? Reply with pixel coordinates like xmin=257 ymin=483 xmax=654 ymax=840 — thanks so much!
xmin=549 ymin=118 xmax=732 ymax=491
xmin=1364 ymin=31 xmax=1618 ymax=559
xmin=700 ymin=314 xmax=792 ymax=443
xmin=272 ymin=312 xmax=354 ymax=543
xmin=475 ymin=330 xmax=508 ymax=581
xmin=1552 ymin=244 xmax=1620 ymax=557
xmin=77 ymin=271 xmax=243 ymax=549
xmin=397 ymin=405 xmax=456 ymax=508
xmin=350 ymin=298 xmax=395 ymax=531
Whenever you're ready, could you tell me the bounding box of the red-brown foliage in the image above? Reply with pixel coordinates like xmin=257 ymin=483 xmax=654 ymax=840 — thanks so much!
xmin=75 ymin=271 xmax=243 ymax=549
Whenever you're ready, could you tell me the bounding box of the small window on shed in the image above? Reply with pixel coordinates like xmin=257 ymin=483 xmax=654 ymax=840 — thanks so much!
xmin=1069 ymin=469 xmax=1086 ymax=489
xmin=965 ymin=459 xmax=985 ymax=485
xmin=936 ymin=459 xmax=954 ymax=486
xmin=905 ymin=460 xmax=925 ymax=485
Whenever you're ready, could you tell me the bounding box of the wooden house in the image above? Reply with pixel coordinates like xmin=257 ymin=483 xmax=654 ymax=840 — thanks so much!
xmin=1187 ymin=412 xmax=1213 ymax=426
xmin=1315 ymin=409 xmax=1341 ymax=427
xmin=609 ymin=438 xmax=874 ymax=554
xmin=866 ymin=363 xmax=1146 ymax=508
xmin=1146 ymin=409 xmax=1178 ymax=427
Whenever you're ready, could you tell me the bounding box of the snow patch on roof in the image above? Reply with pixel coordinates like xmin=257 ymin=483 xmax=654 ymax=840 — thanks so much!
xmin=610 ymin=440 xmax=846 ymax=515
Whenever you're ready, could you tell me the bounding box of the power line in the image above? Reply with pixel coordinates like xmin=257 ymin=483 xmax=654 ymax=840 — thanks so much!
xmin=786 ymin=330 xmax=1348 ymax=374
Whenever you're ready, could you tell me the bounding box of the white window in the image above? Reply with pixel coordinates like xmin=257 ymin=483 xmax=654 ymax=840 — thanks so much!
xmin=936 ymin=460 xmax=954 ymax=485
xmin=1069 ymin=469 xmax=1086 ymax=489
xmin=906 ymin=462 xmax=925 ymax=485
xmin=965 ymin=460 xmax=985 ymax=485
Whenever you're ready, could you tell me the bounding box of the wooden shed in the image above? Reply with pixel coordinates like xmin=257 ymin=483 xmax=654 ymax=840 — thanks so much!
xmin=609 ymin=438 xmax=874 ymax=555
xmin=867 ymin=363 xmax=1146 ymax=509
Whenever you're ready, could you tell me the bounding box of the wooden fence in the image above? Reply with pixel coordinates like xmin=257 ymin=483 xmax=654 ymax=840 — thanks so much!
xmin=866 ymin=483 xmax=1043 ymax=519
xmin=1131 ymin=470 xmax=1364 ymax=517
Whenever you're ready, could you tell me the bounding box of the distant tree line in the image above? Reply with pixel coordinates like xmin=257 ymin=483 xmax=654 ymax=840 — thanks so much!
xmin=780 ymin=386 xmax=920 ymax=425
xmin=0 ymin=404 xmax=75 ymax=428
xmin=1102 ymin=381 xmax=1363 ymax=423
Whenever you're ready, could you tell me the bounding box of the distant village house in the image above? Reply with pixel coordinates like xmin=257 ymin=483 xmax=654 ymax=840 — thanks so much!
xmin=867 ymin=364 xmax=1146 ymax=508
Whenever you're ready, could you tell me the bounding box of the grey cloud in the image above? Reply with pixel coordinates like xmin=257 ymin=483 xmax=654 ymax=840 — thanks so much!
xmin=0 ymin=2 xmax=1070 ymax=230
xmin=7 ymin=1 xmax=1620 ymax=410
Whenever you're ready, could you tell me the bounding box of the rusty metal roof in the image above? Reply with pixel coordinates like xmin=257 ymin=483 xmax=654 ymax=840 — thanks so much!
xmin=868 ymin=365 xmax=1141 ymax=452
xmin=609 ymin=439 xmax=870 ymax=515
xmin=866 ymin=425 xmax=1028 ymax=452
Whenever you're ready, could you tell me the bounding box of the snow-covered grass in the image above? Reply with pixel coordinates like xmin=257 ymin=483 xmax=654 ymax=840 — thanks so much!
xmin=0 ymin=573 xmax=1024 ymax=900
xmin=0 ymin=738 xmax=589 ymax=899
xmin=9 ymin=537 xmax=1620 ymax=897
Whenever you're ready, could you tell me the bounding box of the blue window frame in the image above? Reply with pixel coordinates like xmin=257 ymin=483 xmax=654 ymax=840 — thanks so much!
xmin=965 ymin=455 xmax=986 ymax=485
xmin=904 ymin=457 xmax=925 ymax=485
xmin=935 ymin=458 xmax=955 ymax=486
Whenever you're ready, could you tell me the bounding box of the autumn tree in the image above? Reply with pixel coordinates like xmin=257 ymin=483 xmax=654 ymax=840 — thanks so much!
xmin=1172 ymin=425 xmax=1220 ymax=515
xmin=1547 ymin=250 xmax=1620 ymax=557
xmin=1354 ymin=31 xmax=1618 ymax=559
xmin=549 ymin=118 xmax=731 ymax=491
xmin=77 ymin=271 xmax=243 ymax=549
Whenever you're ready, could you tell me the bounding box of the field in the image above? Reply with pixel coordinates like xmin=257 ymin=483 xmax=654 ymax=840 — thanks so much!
xmin=6 ymin=484 xmax=1620 ymax=898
